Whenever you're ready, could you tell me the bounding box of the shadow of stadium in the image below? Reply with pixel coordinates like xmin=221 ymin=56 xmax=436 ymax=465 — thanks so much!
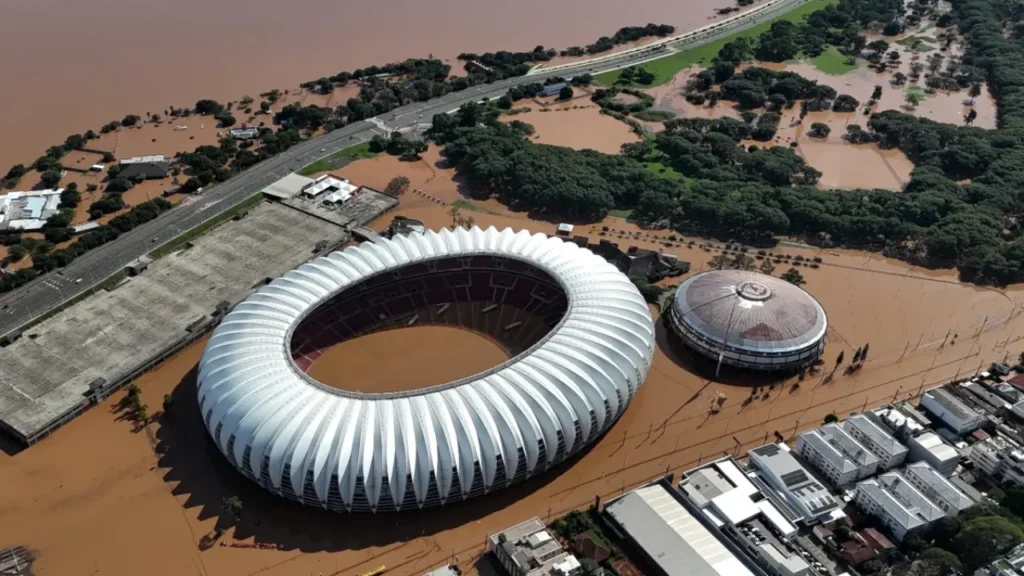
xmin=654 ymin=316 xmax=790 ymax=389
xmin=154 ymin=361 xmax=607 ymax=553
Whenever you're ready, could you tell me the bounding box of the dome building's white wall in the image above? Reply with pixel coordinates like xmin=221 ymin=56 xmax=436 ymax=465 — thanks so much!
xmin=197 ymin=227 xmax=655 ymax=512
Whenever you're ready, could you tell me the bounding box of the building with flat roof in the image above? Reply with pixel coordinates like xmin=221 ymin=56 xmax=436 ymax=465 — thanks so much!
xmin=260 ymin=173 xmax=315 ymax=200
xmin=604 ymin=481 xmax=759 ymax=576
xmin=796 ymin=424 xmax=880 ymax=487
xmin=302 ymin=175 xmax=359 ymax=204
xmin=920 ymin=387 xmax=985 ymax=434
xmin=0 ymin=189 xmax=63 ymax=231
xmin=975 ymin=542 xmax=1024 ymax=576
xmin=871 ymin=406 xmax=924 ymax=441
xmin=228 ymin=127 xmax=260 ymax=140
xmin=843 ymin=414 xmax=908 ymax=471
xmin=853 ymin=472 xmax=946 ymax=542
xmin=680 ymin=459 xmax=813 ymax=576
xmin=901 ymin=462 xmax=973 ymax=516
xmin=681 ymin=458 xmax=798 ymax=539
xmin=488 ymin=517 xmax=580 ymax=576
xmin=906 ymin=431 xmax=960 ymax=476
xmin=747 ymin=444 xmax=843 ymax=525
xmin=119 ymin=154 xmax=166 ymax=164
xmin=969 ymin=434 xmax=1024 ymax=485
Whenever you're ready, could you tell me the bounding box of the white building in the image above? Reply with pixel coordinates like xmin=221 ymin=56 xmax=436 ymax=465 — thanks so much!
xmin=843 ymin=414 xmax=908 ymax=471
xmin=920 ymin=387 xmax=985 ymax=434
xmin=969 ymin=435 xmax=1024 ymax=485
xmin=975 ymin=542 xmax=1024 ymax=576
xmin=228 ymin=127 xmax=260 ymax=140
xmin=872 ymin=406 xmax=925 ymax=440
xmin=901 ymin=462 xmax=973 ymax=516
xmin=854 ymin=472 xmax=947 ymax=542
xmin=302 ymin=175 xmax=359 ymax=204
xmin=0 ymin=189 xmax=64 ymax=231
xmin=747 ymin=444 xmax=844 ymax=525
xmin=488 ymin=517 xmax=581 ymax=576
xmin=119 ymin=154 xmax=166 ymax=165
xmin=605 ymin=482 xmax=756 ymax=576
xmin=796 ymin=424 xmax=880 ymax=487
xmin=907 ymin=432 xmax=960 ymax=477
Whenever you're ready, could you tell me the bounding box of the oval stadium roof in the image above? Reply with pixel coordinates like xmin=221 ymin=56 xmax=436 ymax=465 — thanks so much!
xmin=197 ymin=226 xmax=655 ymax=511
xmin=671 ymin=270 xmax=826 ymax=355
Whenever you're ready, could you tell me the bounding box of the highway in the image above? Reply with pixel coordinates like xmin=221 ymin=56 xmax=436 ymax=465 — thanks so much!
xmin=0 ymin=0 xmax=807 ymax=338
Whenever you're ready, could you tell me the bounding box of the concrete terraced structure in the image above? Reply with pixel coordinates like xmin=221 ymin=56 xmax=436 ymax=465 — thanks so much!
xmin=197 ymin=227 xmax=655 ymax=512
xmin=668 ymin=270 xmax=827 ymax=372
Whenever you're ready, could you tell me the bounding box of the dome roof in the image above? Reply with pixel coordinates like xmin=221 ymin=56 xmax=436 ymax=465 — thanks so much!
xmin=671 ymin=270 xmax=826 ymax=355
xmin=197 ymin=226 xmax=654 ymax=511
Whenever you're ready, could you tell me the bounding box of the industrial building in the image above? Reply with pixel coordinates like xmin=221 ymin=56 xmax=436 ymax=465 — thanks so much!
xmin=900 ymin=462 xmax=974 ymax=516
xmin=488 ymin=517 xmax=581 ymax=576
xmin=842 ymin=414 xmax=908 ymax=471
xmin=746 ymin=444 xmax=843 ymax=525
xmin=604 ymin=480 xmax=759 ymax=576
xmin=795 ymin=425 xmax=879 ymax=487
xmin=906 ymin=431 xmax=960 ymax=476
xmin=853 ymin=472 xmax=947 ymax=542
xmin=920 ymin=387 xmax=985 ymax=434
xmin=0 ymin=189 xmax=63 ymax=231
xmin=680 ymin=458 xmax=818 ymax=576
xmin=667 ymin=271 xmax=827 ymax=372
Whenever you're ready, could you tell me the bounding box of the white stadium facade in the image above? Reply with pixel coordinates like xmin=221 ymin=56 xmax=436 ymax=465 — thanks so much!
xmin=197 ymin=227 xmax=655 ymax=512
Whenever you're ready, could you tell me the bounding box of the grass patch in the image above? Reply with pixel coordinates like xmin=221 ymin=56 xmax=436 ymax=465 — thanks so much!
xmin=632 ymin=109 xmax=677 ymax=122
xmin=149 ymin=193 xmax=264 ymax=259
xmin=608 ymin=209 xmax=635 ymax=218
xmin=896 ymin=35 xmax=937 ymax=52
xmin=595 ymin=0 xmax=837 ymax=86
xmin=298 ymin=142 xmax=377 ymax=175
xmin=451 ymin=199 xmax=500 ymax=215
xmin=811 ymin=45 xmax=860 ymax=74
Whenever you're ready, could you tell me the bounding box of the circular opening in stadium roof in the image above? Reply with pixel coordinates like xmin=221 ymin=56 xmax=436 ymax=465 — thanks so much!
xmin=288 ymin=255 xmax=570 ymax=395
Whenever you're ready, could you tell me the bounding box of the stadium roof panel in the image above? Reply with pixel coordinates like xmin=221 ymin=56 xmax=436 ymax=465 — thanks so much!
xmin=197 ymin=226 xmax=655 ymax=512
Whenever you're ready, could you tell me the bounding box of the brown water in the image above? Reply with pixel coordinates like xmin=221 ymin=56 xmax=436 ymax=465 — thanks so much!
xmin=0 ymin=0 xmax=737 ymax=169
xmin=3 ymin=200 xmax=1023 ymax=575
xmin=305 ymin=326 xmax=510 ymax=393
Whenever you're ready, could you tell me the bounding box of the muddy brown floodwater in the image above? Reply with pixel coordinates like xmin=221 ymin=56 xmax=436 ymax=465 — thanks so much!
xmin=3 ymin=189 xmax=1023 ymax=576
xmin=0 ymin=0 xmax=743 ymax=168
xmin=306 ymin=326 xmax=510 ymax=393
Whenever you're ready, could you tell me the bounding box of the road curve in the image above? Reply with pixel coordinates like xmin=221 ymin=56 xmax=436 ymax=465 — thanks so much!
xmin=0 ymin=0 xmax=809 ymax=338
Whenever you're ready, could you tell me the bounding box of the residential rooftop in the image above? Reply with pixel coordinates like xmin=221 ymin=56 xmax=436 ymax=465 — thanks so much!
xmin=844 ymin=414 xmax=908 ymax=461
xmin=801 ymin=424 xmax=879 ymax=473
xmin=903 ymin=462 xmax=974 ymax=512
xmin=747 ymin=444 xmax=842 ymax=523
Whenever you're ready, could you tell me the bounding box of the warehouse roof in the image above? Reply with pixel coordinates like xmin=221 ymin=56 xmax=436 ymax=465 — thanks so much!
xmin=606 ymin=484 xmax=754 ymax=576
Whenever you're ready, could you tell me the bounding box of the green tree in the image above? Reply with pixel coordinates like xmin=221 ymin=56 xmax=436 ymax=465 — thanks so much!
xmin=951 ymin=516 xmax=1024 ymax=570
xmin=40 ymin=169 xmax=62 ymax=188
xmin=558 ymin=85 xmax=574 ymax=101
xmin=632 ymin=278 xmax=665 ymax=303
xmin=824 ymin=412 xmax=839 ymax=424
xmin=918 ymin=548 xmax=962 ymax=576
xmin=222 ymin=495 xmax=243 ymax=523
xmin=808 ymin=123 xmax=831 ymax=138
xmin=905 ymin=91 xmax=922 ymax=109
xmin=780 ymin=267 xmax=805 ymax=286
xmin=835 ymin=351 xmax=844 ymax=367
xmin=195 ymin=99 xmax=224 ymax=115
xmin=969 ymin=83 xmax=982 ymax=104
xmin=162 ymin=393 xmax=174 ymax=414
xmin=709 ymin=254 xmax=731 ymax=270
xmin=758 ymin=258 xmax=776 ymax=275
xmin=7 ymin=245 xmax=26 ymax=262
xmin=871 ymin=85 xmax=883 ymax=101
xmin=121 ymin=114 xmax=140 ymax=127
xmin=731 ymin=253 xmax=755 ymax=270
xmin=385 ymin=176 xmax=411 ymax=196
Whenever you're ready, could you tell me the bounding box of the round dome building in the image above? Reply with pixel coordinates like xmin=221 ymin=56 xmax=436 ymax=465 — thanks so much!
xmin=667 ymin=270 xmax=826 ymax=372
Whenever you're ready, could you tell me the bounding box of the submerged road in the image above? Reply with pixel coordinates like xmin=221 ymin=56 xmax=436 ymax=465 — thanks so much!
xmin=0 ymin=0 xmax=807 ymax=337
